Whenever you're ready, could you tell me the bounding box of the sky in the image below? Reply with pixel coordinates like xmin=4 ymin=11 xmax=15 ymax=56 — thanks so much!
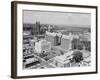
xmin=23 ymin=10 xmax=91 ymax=27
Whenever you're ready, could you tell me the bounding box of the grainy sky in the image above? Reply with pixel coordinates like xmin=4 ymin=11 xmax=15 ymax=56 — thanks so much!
xmin=23 ymin=10 xmax=91 ymax=27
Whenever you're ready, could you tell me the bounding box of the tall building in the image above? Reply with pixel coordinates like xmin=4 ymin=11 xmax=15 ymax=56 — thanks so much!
xmin=45 ymin=31 xmax=56 ymax=46
xmin=45 ymin=31 xmax=62 ymax=46
xmin=45 ymin=35 xmax=55 ymax=46
xmin=60 ymin=35 xmax=71 ymax=50
xmin=54 ymin=35 xmax=59 ymax=46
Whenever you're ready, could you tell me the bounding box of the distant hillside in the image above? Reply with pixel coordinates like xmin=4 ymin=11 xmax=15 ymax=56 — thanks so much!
xmin=54 ymin=25 xmax=90 ymax=32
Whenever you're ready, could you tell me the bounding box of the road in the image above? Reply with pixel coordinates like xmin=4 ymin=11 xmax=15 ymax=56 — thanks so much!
xmin=33 ymin=53 xmax=56 ymax=68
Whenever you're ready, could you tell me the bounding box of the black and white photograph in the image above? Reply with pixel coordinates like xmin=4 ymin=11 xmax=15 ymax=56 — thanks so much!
xmin=23 ymin=10 xmax=91 ymax=69
xmin=11 ymin=1 xmax=97 ymax=78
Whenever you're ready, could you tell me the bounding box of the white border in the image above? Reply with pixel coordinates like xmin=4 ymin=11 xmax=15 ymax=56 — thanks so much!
xmin=17 ymin=4 xmax=96 ymax=76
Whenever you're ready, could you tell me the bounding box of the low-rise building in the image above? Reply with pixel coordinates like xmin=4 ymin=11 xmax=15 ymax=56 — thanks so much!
xmin=53 ymin=51 xmax=73 ymax=67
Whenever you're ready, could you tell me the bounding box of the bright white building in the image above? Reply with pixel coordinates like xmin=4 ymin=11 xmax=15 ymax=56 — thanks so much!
xmin=34 ymin=39 xmax=51 ymax=53
xmin=53 ymin=51 xmax=73 ymax=67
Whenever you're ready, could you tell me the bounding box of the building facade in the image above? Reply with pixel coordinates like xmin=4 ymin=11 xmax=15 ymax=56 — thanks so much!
xmin=34 ymin=39 xmax=51 ymax=53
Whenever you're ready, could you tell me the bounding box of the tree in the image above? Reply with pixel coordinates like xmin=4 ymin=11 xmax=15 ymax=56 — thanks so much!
xmin=72 ymin=51 xmax=83 ymax=63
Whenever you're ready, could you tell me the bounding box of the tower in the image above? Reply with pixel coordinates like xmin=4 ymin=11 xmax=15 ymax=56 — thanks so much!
xmin=36 ymin=21 xmax=41 ymax=35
